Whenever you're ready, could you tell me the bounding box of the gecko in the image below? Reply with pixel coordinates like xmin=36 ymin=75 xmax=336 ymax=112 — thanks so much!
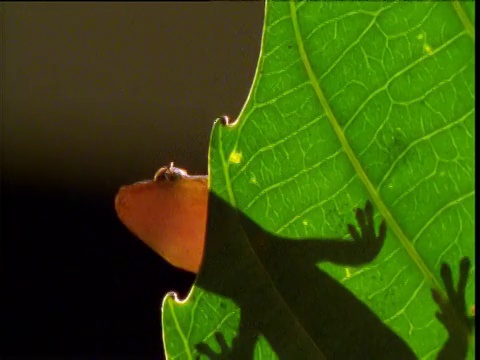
xmin=114 ymin=163 xmax=474 ymax=359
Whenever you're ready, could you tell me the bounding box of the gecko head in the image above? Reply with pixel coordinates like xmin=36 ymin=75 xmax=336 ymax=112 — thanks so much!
xmin=115 ymin=175 xmax=208 ymax=274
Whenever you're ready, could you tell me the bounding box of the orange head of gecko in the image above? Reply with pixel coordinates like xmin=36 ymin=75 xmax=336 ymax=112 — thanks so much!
xmin=115 ymin=162 xmax=208 ymax=273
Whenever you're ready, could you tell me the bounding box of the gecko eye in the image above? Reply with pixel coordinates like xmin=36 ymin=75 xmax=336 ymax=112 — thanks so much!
xmin=154 ymin=162 xmax=188 ymax=182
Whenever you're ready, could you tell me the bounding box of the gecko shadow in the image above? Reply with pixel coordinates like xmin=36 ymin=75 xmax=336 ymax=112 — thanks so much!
xmin=194 ymin=194 xmax=473 ymax=359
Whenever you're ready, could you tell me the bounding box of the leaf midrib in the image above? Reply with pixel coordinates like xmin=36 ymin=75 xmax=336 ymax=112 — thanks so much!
xmin=452 ymin=0 xmax=474 ymax=39
xmin=288 ymin=1 xmax=444 ymax=293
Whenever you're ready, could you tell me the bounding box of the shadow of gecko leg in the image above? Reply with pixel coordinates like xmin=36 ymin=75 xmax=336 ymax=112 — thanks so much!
xmin=195 ymin=195 xmax=419 ymax=359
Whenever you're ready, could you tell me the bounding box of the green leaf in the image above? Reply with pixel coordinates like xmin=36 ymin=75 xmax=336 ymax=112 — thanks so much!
xmin=162 ymin=1 xmax=475 ymax=359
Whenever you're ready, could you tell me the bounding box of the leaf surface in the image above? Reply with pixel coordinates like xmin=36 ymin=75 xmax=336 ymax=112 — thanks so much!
xmin=163 ymin=1 xmax=475 ymax=359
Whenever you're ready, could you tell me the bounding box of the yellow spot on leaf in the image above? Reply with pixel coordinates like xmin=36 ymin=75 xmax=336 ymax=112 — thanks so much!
xmin=229 ymin=151 xmax=242 ymax=164
xmin=424 ymin=44 xmax=433 ymax=55
xmin=345 ymin=268 xmax=351 ymax=278
xmin=250 ymin=173 xmax=258 ymax=185
xmin=302 ymin=219 xmax=308 ymax=226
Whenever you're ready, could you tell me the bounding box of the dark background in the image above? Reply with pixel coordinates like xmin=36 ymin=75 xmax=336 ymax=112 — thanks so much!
xmin=1 ymin=3 xmax=264 ymax=358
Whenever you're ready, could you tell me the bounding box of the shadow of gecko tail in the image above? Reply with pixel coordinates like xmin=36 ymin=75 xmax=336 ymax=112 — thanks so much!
xmin=194 ymin=194 xmax=474 ymax=359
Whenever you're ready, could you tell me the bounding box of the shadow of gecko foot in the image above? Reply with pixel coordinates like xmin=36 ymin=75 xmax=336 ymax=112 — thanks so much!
xmin=196 ymin=332 xmax=236 ymax=360
xmin=432 ymin=257 xmax=475 ymax=360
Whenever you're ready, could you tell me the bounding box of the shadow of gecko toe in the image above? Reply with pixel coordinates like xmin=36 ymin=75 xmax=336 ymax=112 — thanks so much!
xmin=194 ymin=194 xmax=474 ymax=359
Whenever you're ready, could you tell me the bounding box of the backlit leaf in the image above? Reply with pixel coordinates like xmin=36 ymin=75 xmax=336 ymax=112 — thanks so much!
xmin=163 ymin=1 xmax=474 ymax=359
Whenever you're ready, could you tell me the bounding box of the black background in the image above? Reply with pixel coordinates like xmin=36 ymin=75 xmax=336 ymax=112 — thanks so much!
xmin=1 ymin=3 xmax=264 ymax=359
